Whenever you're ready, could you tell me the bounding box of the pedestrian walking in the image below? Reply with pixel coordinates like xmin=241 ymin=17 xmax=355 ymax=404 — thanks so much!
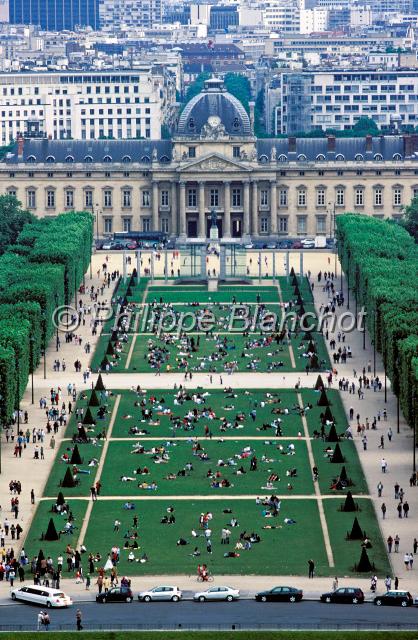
xmin=409 ymin=553 xmax=414 ymax=570
xmin=384 ymin=575 xmax=391 ymax=590
xmin=377 ymin=481 xmax=383 ymax=497
xmin=381 ymin=458 xmax=388 ymax=473
xmin=76 ymin=609 xmax=83 ymax=631
xmin=394 ymin=577 xmax=399 ymax=590
xmin=394 ymin=483 xmax=400 ymax=499
xmin=404 ymin=553 xmax=410 ymax=570
xmin=30 ymin=489 xmax=35 ymax=504
xmin=387 ymin=535 xmax=393 ymax=553
xmin=381 ymin=503 xmax=387 ymax=519
xmin=413 ymin=538 xmax=417 ymax=555
xmin=394 ymin=535 xmax=400 ymax=552
xmin=403 ymin=501 xmax=409 ymax=518
xmin=397 ymin=502 xmax=403 ymax=518
xmin=308 ymin=559 xmax=315 ymax=578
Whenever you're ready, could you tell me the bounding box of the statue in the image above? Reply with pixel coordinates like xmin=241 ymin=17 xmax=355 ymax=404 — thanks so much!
xmin=210 ymin=207 xmax=218 ymax=229
xmin=271 ymin=146 xmax=277 ymax=162
xmin=201 ymin=116 xmax=227 ymax=140
xmin=250 ymin=147 xmax=257 ymax=162
xmin=152 ymin=147 xmax=158 ymax=161
xmin=240 ymin=149 xmax=248 ymax=160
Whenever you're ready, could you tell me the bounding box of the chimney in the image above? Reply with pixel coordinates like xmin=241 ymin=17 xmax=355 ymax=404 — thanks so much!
xmin=327 ymin=135 xmax=336 ymax=153
xmin=411 ymin=134 xmax=418 ymax=155
xmin=288 ymin=136 xmax=296 ymax=153
xmin=366 ymin=134 xmax=373 ymax=152
xmin=17 ymin=133 xmax=24 ymax=159
xmin=249 ymin=101 xmax=255 ymax=131
xmin=403 ymin=134 xmax=413 ymax=158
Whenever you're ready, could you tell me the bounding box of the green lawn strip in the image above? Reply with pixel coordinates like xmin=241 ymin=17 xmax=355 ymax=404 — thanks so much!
xmin=301 ymin=390 xmax=348 ymax=437
xmin=99 ymin=439 xmax=313 ymax=497
xmin=112 ymin=388 xmax=304 ymax=439
xmin=83 ymin=498 xmax=328 ymax=576
xmin=64 ymin=392 xmax=116 ymax=438
xmin=23 ymin=499 xmax=88 ymax=565
xmin=323 ymin=498 xmax=391 ymax=577
xmin=5 ymin=634 xmax=418 ymax=640
xmin=145 ymin=288 xmax=280 ymax=304
xmin=290 ymin=334 xmax=331 ymax=371
xmin=310 ymin=440 xmax=369 ymax=496
xmin=43 ymin=441 xmax=105 ymax=498
xmin=128 ymin=333 xmax=294 ymax=373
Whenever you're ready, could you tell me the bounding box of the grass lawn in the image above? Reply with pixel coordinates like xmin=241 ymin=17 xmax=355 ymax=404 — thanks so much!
xmin=23 ymin=499 xmax=87 ymax=564
xmin=63 ymin=391 xmax=116 ymax=438
xmin=99 ymin=439 xmax=314 ymax=497
xmin=311 ymin=439 xmax=369 ymax=496
xmin=323 ymin=498 xmax=391 ymax=576
xmin=145 ymin=286 xmax=280 ymax=304
xmin=301 ymin=390 xmax=348 ymax=437
xmin=43 ymin=441 xmax=105 ymax=497
xmin=111 ymin=388 xmax=304 ymax=439
xmin=9 ymin=634 xmax=418 ymax=640
xmin=83 ymin=498 xmax=328 ymax=576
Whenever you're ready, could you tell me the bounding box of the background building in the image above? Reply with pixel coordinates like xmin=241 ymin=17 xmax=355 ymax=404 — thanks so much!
xmin=8 ymin=0 xmax=100 ymax=31
xmin=99 ymin=0 xmax=162 ymax=30
xmin=0 ymin=68 xmax=176 ymax=143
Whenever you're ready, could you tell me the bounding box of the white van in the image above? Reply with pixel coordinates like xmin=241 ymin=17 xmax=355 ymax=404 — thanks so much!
xmin=11 ymin=585 xmax=72 ymax=608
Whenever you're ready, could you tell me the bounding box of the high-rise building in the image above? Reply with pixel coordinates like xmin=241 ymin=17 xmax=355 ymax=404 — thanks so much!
xmin=8 ymin=0 xmax=100 ymax=31
xmin=0 ymin=0 xmax=9 ymax=22
xmin=99 ymin=0 xmax=162 ymax=30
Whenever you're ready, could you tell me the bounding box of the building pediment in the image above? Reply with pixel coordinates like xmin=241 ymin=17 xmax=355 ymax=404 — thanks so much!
xmin=178 ymin=153 xmax=251 ymax=173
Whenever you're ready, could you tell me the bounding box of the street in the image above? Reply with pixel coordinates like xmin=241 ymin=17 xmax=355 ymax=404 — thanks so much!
xmin=1 ymin=600 xmax=417 ymax=631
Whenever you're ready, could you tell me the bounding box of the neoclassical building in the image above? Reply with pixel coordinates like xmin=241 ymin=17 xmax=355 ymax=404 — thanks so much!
xmin=1 ymin=77 xmax=417 ymax=240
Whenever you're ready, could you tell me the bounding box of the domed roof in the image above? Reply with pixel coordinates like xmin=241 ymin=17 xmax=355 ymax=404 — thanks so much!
xmin=177 ymin=78 xmax=252 ymax=137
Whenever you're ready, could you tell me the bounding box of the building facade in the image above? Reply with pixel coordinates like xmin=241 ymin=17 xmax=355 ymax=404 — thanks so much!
xmin=99 ymin=0 xmax=162 ymax=30
xmin=8 ymin=0 xmax=100 ymax=30
xmin=1 ymin=78 xmax=415 ymax=240
xmin=281 ymin=69 xmax=418 ymax=133
xmin=0 ymin=69 xmax=176 ymax=144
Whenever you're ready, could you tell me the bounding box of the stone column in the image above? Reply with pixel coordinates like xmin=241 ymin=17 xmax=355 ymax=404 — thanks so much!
xmin=251 ymin=181 xmax=258 ymax=236
xmin=179 ymin=182 xmax=186 ymax=237
xmin=224 ymin=181 xmax=231 ymax=238
xmin=243 ymin=181 xmax=250 ymax=236
xmin=152 ymin=181 xmax=159 ymax=231
xmin=198 ymin=181 xmax=206 ymax=238
xmin=171 ymin=182 xmax=178 ymax=236
xmin=270 ymin=179 xmax=278 ymax=235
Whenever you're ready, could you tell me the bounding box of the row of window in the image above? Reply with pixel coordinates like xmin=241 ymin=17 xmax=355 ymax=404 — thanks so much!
xmin=17 ymin=184 xmax=408 ymax=212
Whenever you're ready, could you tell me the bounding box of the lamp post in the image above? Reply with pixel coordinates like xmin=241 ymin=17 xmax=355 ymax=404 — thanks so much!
xmin=54 ymin=293 xmax=59 ymax=352
xmin=384 ymin=342 xmax=387 ymax=404
xmin=0 ymin=391 xmax=3 ymax=474
xmin=328 ymin=201 xmax=337 ymax=278
xmin=95 ymin=203 xmax=100 ymax=240
xmin=41 ymin=309 xmax=46 ymax=380
xmin=373 ymin=312 xmax=376 ymax=378
xmin=29 ymin=335 xmax=34 ymax=405
xmin=412 ymin=390 xmax=416 ymax=473
xmin=15 ymin=355 xmax=20 ymax=437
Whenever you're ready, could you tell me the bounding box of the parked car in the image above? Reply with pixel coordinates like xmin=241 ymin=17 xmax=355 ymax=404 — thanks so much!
xmin=125 ymin=241 xmax=138 ymax=250
xmin=255 ymin=586 xmax=303 ymax=603
xmin=301 ymin=238 xmax=315 ymax=249
xmin=277 ymin=240 xmax=293 ymax=249
xmin=193 ymin=586 xmax=240 ymax=602
xmin=292 ymin=241 xmax=303 ymax=249
xmin=96 ymin=587 xmax=134 ymax=603
xmin=320 ymin=587 xmax=364 ymax=604
xmin=138 ymin=586 xmax=182 ymax=602
xmin=266 ymin=243 xmax=277 ymax=249
xmin=244 ymin=243 xmax=254 ymax=249
xmin=11 ymin=586 xmax=72 ymax=608
xmin=374 ymin=591 xmax=413 ymax=607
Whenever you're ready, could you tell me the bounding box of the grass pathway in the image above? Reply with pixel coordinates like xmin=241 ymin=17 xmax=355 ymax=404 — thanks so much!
xmin=275 ymin=279 xmax=296 ymax=369
xmin=77 ymin=394 xmax=121 ymax=547
xmin=297 ymin=392 xmax=334 ymax=568
xmin=39 ymin=494 xmax=371 ymax=501
xmin=125 ymin=282 xmax=149 ymax=368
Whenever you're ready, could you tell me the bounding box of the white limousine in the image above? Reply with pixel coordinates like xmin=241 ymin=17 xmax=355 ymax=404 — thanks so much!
xmin=11 ymin=585 xmax=72 ymax=608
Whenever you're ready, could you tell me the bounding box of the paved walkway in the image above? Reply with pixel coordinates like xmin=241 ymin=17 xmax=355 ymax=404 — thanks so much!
xmin=0 ymin=250 xmax=416 ymax=603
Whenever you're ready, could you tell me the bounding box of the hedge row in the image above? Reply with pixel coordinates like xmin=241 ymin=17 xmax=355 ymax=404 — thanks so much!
xmin=0 ymin=211 xmax=93 ymax=424
xmin=337 ymin=215 xmax=418 ymax=427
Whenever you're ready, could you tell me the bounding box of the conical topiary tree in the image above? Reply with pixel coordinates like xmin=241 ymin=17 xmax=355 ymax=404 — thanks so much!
xmin=95 ymin=373 xmax=106 ymax=391
xmin=83 ymin=407 xmax=96 ymax=425
xmin=56 ymin=491 xmax=65 ymax=506
xmin=318 ymin=389 xmax=330 ymax=406
xmin=89 ymin=389 xmax=100 ymax=407
xmin=299 ymin=304 xmax=306 ymax=317
xmin=307 ymin=340 xmax=317 ymax=353
xmin=110 ymin=330 xmax=119 ymax=342
xmin=339 ymin=466 xmax=348 ymax=483
xmin=127 ymin=287 xmax=133 ymax=297
xmin=290 ymin=267 xmax=295 ymax=277
xmin=347 ymin=517 xmax=364 ymax=540
xmin=36 ymin=549 xmax=45 ymax=572
xmin=327 ymin=423 xmax=339 ymax=443
xmin=356 ymin=547 xmax=373 ymax=572
xmin=304 ymin=331 xmax=313 ymax=341
xmin=44 ymin=518 xmax=59 ymax=541
xmin=342 ymin=491 xmax=357 ymax=512
xmin=101 ymin=356 xmax=110 ymax=370
xmin=62 ymin=466 xmax=76 ymax=488
xmin=77 ymin=426 xmax=89 ymax=443
xmin=106 ymin=342 xmax=115 ymax=356
xmin=324 ymin=406 xmax=334 ymax=423
xmin=70 ymin=444 xmax=82 ymax=465
xmin=331 ymin=443 xmax=344 ymax=463
xmin=310 ymin=354 xmax=319 ymax=369
xmin=315 ymin=375 xmax=324 ymax=390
